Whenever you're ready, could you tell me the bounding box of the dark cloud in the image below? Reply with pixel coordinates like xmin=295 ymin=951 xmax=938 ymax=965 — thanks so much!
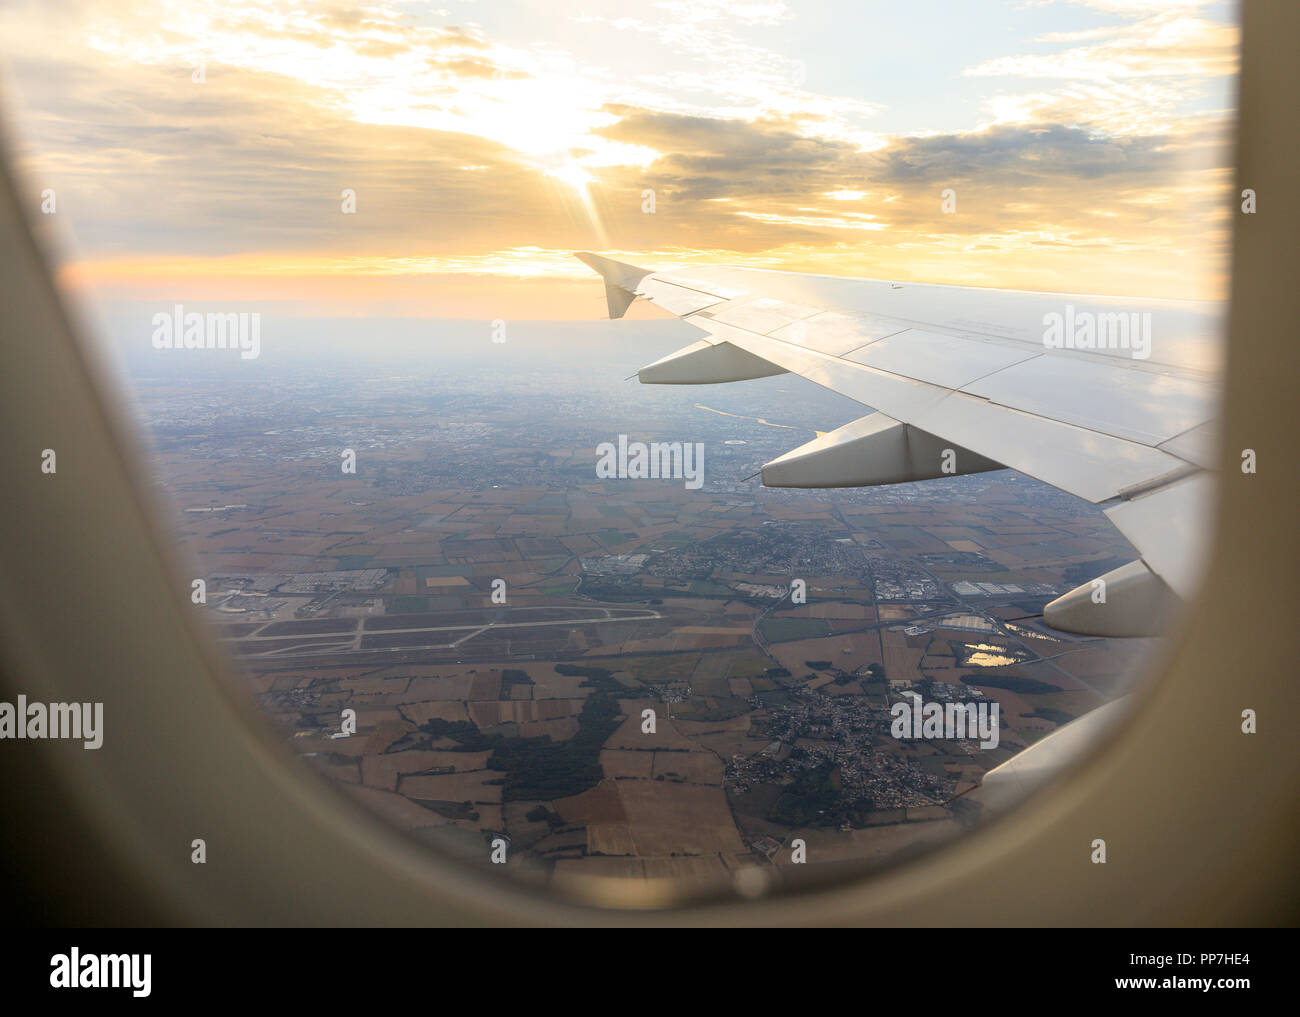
xmin=583 ymin=105 xmax=1233 ymax=257
xmin=597 ymin=106 xmax=863 ymax=200
xmin=863 ymin=123 xmax=1229 ymax=185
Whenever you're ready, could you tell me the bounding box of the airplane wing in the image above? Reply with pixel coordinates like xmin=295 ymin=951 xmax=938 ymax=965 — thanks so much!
xmin=577 ymin=252 xmax=1221 ymax=640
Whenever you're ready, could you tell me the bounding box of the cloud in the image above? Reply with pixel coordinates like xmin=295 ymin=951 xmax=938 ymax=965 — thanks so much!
xmin=862 ymin=122 xmax=1228 ymax=184
xmin=965 ymin=3 xmax=1238 ymax=137
xmin=966 ymin=11 xmax=1236 ymax=83
xmin=0 ymin=0 xmax=1238 ymax=309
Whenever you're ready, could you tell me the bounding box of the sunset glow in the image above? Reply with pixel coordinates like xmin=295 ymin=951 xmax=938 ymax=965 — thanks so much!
xmin=0 ymin=0 xmax=1239 ymax=318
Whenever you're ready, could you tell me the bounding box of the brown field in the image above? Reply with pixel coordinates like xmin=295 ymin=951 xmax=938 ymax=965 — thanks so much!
xmin=340 ymin=784 xmax=448 ymax=833
xmin=690 ymin=729 xmax=761 ymax=761
xmin=605 ymin=700 xmax=699 ymax=750
xmin=725 ymin=674 xmax=754 ymax=698
xmin=806 ymin=601 xmax=874 ymax=620
xmin=881 ymin=630 xmax=925 ymax=683
xmin=772 ymin=630 xmax=886 ymax=675
xmin=517 ymin=716 xmax=582 ymax=740
xmin=651 ymin=751 xmax=724 ymax=784
xmin=402 ymin=675 xmax=475 ymax=700
xmin=600 ymin=749 xmax=656 ymax=779
xmin=333 ymin=675 xmax=409 ymax=695
xmin=397 ymin=770 xmax=505 ymax=802
xmin=363 ymin=719 xmax=417 ymax=753
xmin=400 ymin=700 xmax=470 ymax=725
xmin=467 ymin=699 xmax=584 ymax=726
xmin=615 ymin=630 xmax=748 ymax=653
xmin=556 ymin=781 xmax=627 ymax=824
xmin=463 ymin=804 xmax=503 ymax=831
xmin=529 ymin=671 xmax=595 ymax=699
xmin=674 ymin=713 xmax=751 ymax=736
xmin=617 ymin=780 xmax=746 ymax=856
xmin=587 ymin=824 xmax=638 ymax=855
xmin=361 ymin=749 xmax=493 ymax=790
xmin=769 ymin=817 xmax=963 ymax=867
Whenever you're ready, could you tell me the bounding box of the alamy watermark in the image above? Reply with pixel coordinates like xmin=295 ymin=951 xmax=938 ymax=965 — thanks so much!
xmin=596 ymin=435 xmax=704 ymax=490
xmin=151 ymin=304 xmax=260 ymax=360
xmin=1043 ymin=304 xmax=1150 ymax=360
xmin=0 ymin=695 xmax=103 ymax=749
xmin=891 ymin=692 xmax=1000 ymax=749
xmin=50 ymin=948 xmax=150 ymax=997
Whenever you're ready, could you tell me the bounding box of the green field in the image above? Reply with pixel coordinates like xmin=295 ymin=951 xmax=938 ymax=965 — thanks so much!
xmin=757 ymin=617 xmax=831 ymax=642
xmin=613 ymin=654 xmax=698 ymax=685
xmin=725 ymin=654 xmax=774 ymax=679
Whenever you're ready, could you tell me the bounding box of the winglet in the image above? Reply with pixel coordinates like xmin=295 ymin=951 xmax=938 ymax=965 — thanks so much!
xmin=576 ymin=252 xmax=653 ymax=319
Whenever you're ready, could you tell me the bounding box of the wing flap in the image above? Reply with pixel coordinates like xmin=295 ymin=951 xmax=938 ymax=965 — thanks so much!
xmin=844 ymin=328 xmax=1041 ymax=390
xmin=769 ymin=310 xmax=908 ymax=355
xmin=962 ymin=355 xmax=1211 ymax=446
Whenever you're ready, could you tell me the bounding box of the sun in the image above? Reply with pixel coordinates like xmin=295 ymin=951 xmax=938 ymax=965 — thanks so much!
xmin=542 ymin=157 xmax=608 ymax=249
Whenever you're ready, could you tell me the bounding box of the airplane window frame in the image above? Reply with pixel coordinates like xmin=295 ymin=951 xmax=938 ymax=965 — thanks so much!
xmin=0 ymin=1 xmax=1295 ymax=926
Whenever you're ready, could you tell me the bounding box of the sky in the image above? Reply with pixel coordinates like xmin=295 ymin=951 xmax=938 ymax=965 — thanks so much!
xmin=0 ymin=0 xmax=1240 ymax=324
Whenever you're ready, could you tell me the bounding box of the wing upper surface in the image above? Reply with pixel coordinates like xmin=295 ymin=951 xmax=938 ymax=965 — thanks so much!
xmin=577 ymin=252 xmax=1219 ymax=610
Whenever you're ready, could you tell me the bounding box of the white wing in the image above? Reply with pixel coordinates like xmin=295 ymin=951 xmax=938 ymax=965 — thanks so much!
xmin=578 ymin=252 xmax=1221 ymax=639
